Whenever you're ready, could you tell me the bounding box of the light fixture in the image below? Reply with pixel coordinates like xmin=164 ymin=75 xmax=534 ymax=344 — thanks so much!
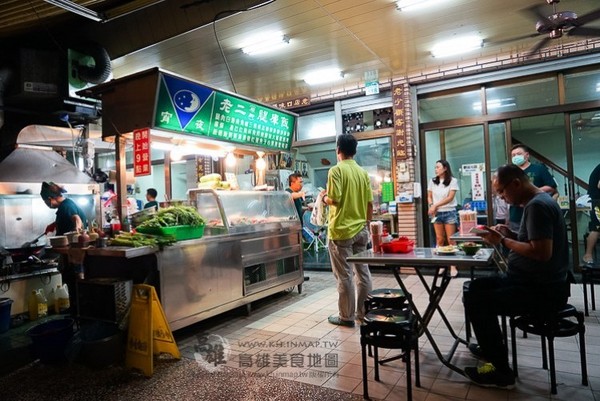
xmin=241 ymin=31 xmax=290 ymax=55
xmin=431 ymin=35 xmax=483 ymax=58
xmin=170 ymin=147 xmax=183 ymax=162
xmin=472 ymin=97 xmax=516 ymax=111
xmin=44 ymin=0 xmax=106 ymax=22
xmin=153 ymin=140 xmax=226 ymax=159
xmin=396 ymin=0 xmax=448 ymax=11
xmin=303 ymin=68 xmax=344 ymax=86
xmin=225 ymin=152 xmax=237 ymax=168
xmin=255 ymin=151 xmax=266 ymax=171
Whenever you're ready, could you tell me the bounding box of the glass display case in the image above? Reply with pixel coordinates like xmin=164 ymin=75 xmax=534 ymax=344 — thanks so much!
xmin=191 ymin=189 xmax=300 ymax=235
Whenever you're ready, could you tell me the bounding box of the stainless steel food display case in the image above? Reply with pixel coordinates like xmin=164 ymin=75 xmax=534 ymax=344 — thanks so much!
xmin=84 ymin=190 xmax=303 ymax=331
xmin=155 ymin=189 xmax=304 ymax=330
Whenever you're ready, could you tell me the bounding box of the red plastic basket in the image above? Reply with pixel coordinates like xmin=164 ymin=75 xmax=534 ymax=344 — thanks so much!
xmin=381 ymin=238 xmax=414 ymax=254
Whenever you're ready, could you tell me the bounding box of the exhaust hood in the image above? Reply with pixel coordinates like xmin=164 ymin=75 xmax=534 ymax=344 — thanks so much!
xmin=0 ymin=147 xmax=94 ymax=190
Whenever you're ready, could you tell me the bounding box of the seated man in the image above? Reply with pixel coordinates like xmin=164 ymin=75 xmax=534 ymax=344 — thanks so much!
xmin=463 ymin=164 xmax=569 ymax=389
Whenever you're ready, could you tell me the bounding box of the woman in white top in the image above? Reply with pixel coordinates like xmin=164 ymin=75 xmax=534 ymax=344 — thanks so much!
xmin=427 ymin=160 xmax=459 ymax=246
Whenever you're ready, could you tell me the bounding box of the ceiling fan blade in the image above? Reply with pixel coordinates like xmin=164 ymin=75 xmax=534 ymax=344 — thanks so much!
xmin=492 ymin=32 xmax=541 ymax=46
xmin=572 ymin=7 xmax=600 ymax=26
xmin=527 ymin=37 xmax=552 ymax=56
xmin=522 ymin=4 xmax=558 ymax=30
xmin=568 ymin=26 xmax=600 ymax=37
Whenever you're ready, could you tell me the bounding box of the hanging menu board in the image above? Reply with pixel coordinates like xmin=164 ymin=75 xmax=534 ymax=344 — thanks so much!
xmin=154 ymin=73 xmax=296 ymax=151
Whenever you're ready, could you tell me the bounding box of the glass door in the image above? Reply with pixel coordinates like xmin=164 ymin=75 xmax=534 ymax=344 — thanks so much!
xmin=422 ymin=125 xmax=494 ymax=245
xmin=510 ymin=113 xmax=579 ymax=268
xmin=570 ymin=110 xmax=600 ymax=266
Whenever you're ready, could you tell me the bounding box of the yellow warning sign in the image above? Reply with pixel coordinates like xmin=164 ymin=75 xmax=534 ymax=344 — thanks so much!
xmin=125 ymin=284 xmax=180 ymax=376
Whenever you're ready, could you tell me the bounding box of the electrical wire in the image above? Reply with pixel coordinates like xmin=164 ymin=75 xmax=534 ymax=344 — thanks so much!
xmin=208 ymin=0 xmax=276 ymax=94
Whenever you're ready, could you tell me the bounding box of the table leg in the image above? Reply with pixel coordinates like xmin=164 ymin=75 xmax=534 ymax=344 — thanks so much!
xmin=392 ymin=266 xmax=466 ymax=376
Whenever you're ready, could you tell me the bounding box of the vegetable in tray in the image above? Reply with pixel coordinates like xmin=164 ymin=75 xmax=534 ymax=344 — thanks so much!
xmin=137 ymin=206 xmax=206 ymax=229
xmin=109 ymin=232 xmax=175 ymax=248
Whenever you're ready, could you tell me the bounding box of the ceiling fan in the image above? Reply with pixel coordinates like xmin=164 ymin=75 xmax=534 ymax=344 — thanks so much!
xmin=574 ymin=113 xmax=600 ymax=131
xmin=520 ymin=0 xmax=600 ymax=55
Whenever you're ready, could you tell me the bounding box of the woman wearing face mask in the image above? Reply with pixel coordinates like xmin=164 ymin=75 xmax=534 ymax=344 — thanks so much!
xmin=508 ymin=145 xmax=558 ymax=231
xmin=427 ymin=160 xmax=459 ymax=247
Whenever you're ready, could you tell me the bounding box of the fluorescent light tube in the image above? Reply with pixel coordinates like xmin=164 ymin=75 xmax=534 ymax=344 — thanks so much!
xmin=303 ymin=69 xmax=344 ymax=85
xmin=241 ymin=31 xmax=290 ymax=55
xmin=431 ymin=35 xmax=482 ymax=58
xmin=396 ymin=0 xmax=448 ymax=11
xmin=44 ymin=0 xmax=106 ymax=22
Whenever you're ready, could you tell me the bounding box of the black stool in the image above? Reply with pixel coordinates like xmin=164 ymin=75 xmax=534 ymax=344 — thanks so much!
xmin=510 ymin=304 xmax=588 ymax=395
xmin=581 ymin=263 xmax=600 ymax=316
xmin=360 ymin=307 xmax=419 ymax=401
xmin=365 ymin=288 xmax=407 ymax=310
xmin=364 ymin=288 xmax=408 ymax=358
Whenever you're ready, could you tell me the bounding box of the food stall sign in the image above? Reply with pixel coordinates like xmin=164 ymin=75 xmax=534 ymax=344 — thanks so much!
xmin=133 ymin=128 xmax=152 ymax=177
xmin=154 ymin=73 xmax=296 ymax=151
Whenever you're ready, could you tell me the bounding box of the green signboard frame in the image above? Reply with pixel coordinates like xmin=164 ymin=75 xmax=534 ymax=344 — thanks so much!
xmin=153 ymin=72 xmax=296 ymax=151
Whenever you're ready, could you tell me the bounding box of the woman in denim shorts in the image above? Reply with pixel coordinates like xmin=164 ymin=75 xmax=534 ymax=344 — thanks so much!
xmin=427 ymin=160 xmax=459 ymax=246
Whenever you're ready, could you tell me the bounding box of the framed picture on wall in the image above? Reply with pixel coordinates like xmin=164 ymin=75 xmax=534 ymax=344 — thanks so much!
xmin=280 ymin=152 xmax=293 ymax=169
xmin=301 ymin=161 xmax=309 ymax=177
xmin=267 ymin=154 xmax=278 ymax=171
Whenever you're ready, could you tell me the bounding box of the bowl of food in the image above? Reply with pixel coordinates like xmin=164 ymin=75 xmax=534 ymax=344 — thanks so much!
xmin=459 ymin=241 xmax=482 ymax=256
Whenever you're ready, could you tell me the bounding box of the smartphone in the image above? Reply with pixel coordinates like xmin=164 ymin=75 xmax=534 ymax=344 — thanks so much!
xmin=469 ymin=225 xmax=489 ymax=235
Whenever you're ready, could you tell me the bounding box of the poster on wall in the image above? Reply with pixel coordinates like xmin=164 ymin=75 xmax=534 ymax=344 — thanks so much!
xmin=133 ymin=128 xmax=151 ymax=177
xmin=471 ymin=171 xmax=485 ymax=201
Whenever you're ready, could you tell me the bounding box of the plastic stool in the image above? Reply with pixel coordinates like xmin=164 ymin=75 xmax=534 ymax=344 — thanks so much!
xmin=510 ymin=304 xmax=587 ymax=395
xmin=360 ymin=307 xmax=419 ymax=401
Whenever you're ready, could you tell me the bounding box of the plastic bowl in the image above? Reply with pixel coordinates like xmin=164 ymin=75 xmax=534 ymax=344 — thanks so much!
xmin=460 ymin=243 xmax=482 ymax=256
xmin=381 ymin=239 xmax=414 ymax=254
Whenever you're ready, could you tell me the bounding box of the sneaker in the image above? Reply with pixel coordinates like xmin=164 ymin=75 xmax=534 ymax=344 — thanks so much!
xmin=464 ymin=363 xmax=515 ymax=389
xmin=328 ymin=315 xmax=355 ymax=327
xmin=467 ymin=343 xmax=486 ymax=360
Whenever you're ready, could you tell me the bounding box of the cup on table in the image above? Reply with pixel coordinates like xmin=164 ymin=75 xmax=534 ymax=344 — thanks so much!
xmin=371 ymin=234 xmax=383 ymax=253
xmin=414 ymin=248 xmax=425 ymax=257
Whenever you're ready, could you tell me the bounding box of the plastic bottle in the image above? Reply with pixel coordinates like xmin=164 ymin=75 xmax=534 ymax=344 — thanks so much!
xmin=110 ymin=216 xmax=121 ymax=235
xmin=47 ymin=287 xmax=56 ymax=314
xmin=56 ymin=284 xmax=70 ymax=314
xmin=54 ymin=284 xmax=61 ymax=314
xmin=36 ymin=289 xmax=48 ymax=318
xmin=122 ymin=215 xmax=131 ymax=233
xmin=28 ymin=290 xmax=39 ymax=321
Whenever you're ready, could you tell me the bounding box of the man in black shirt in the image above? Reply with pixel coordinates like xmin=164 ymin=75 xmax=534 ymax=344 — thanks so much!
xmin=463 ymin=164 xmax=568 ymax=389
xmin=285 ymin=173 xmax=305 ymax=221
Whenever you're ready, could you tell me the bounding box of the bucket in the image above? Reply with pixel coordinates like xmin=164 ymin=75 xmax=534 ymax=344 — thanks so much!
xmin=79 ymin=321 xmax=124 ymax=369
xmin=0 ymin=298 xmax=13 ymax=333
xmin=26 ymin=318 xmax=75 ymax=364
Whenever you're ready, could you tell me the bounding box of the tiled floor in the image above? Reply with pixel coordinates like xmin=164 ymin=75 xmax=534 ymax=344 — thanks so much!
xmin=176 ymin=268 xmax=600 ymax=401
xmin=1 ymin=259 xmax=599 ymax=400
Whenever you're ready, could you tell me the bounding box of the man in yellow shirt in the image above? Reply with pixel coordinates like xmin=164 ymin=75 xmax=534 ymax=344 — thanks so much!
xmin=322 ymin=135 xmax=373 ymax=327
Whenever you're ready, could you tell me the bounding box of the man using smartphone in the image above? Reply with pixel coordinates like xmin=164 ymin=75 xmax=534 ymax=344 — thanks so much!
xmin=463 ymin=164 xmax=568 ymax=389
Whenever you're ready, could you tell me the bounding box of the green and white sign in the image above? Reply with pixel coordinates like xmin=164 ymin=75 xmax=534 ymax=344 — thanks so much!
xmin=154 ymin=73 xmax=296 ymax=151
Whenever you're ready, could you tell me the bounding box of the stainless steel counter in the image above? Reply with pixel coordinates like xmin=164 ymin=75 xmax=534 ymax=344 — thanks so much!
xmin=82 ymin=223 xmax=304 ymax=331
xmin=86 ymin=245 xmax=158 ymax=259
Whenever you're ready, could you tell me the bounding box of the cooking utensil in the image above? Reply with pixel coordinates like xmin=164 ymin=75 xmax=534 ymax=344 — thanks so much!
xmin=3 ymin=245 xmax=46 ymax=263
xmin=20 ymin=232 xmax=46 ymax=248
